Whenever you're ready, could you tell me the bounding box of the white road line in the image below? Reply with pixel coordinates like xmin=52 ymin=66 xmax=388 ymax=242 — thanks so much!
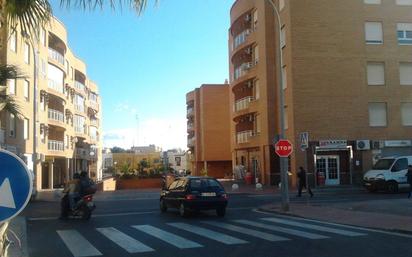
xmin=168 ymin=222 xmax=248 ymax=245
xmin=234 ymin=220 xmax=329 ymax=240
xmin=268 ymin=213 xmax=412 ymax=239
xmin=202 ymin=221 xmax=290 ymax=242
xmin=262 ymin=218 xmax=367 ymax=237
xmin=96 ymin=227 xmax=154 ymax=253
xmin=132 ymin=225 xmax=203 ymax=249
xmin=57 ymin=230 xmax=102 ymax=257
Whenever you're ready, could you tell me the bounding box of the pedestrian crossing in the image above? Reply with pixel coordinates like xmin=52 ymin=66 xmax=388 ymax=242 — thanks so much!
xmin=56 ymin=217 xmax=368 ymax=257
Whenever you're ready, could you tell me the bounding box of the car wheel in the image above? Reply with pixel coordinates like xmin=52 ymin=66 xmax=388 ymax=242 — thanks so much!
xmin=387 ymin=181 xmax=398 ymax=194
xmin=216 ymin=207 xmax=226 ymax=217
xmin=160 ymin=199 xmax=167 ymax=213
xmin=179 ymin=203 xmax=189 ymax=217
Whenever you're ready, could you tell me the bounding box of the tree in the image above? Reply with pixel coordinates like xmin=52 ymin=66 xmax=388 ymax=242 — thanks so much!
xmin=0 ymin=65 xmax=24 ymax=116
xmin=111 ymin=146 xmax=126 ymax=153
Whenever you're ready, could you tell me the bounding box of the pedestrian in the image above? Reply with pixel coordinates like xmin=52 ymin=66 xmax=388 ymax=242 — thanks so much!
xmin=297 ymin=166 xmax=314 ymax=197
xmin=406 ymin=165 xmax=412 ymax=199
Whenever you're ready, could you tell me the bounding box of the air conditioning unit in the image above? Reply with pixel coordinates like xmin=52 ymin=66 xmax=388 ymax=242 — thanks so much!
xmin=356 ymin=140 xmax=370 ymax=150
xmin=245 ymin=14 xmax=251 ymax=22
xmin=372 ymin=140 xmax=384 ymax=150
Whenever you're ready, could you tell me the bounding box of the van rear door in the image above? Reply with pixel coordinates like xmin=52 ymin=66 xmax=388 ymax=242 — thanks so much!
xmin=390 ymin=158 xmax=408 ymax=184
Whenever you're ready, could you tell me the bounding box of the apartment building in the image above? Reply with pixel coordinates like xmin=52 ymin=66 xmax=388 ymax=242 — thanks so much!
xmin=0 ymin=17 xmax=102 ymax=191
xmin=186 ymin=84 xmax=232 ymax=178
xmin=229 ymin=0 xmax=412 ymax=187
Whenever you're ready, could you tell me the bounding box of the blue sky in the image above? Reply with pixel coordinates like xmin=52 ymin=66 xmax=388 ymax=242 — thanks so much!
xmin=51 ymin=0 xmax=234 ymax=150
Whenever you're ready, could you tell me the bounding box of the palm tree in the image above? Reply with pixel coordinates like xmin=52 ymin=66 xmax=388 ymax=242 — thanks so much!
xmin=0 ymin=65 xmax=24 ymax=116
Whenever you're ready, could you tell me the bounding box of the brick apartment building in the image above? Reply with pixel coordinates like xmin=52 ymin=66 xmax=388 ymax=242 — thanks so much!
xmin=229 ymin=0 xmax=412 ymax=187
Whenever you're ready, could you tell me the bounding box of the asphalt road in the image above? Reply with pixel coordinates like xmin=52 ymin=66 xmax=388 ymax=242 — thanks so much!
xmin=24 ymin=191 xmax=412 ymax=257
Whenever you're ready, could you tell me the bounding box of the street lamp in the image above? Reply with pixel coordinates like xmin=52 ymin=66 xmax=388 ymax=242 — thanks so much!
xmin=267 ymin=0 xmax=290 ymax=212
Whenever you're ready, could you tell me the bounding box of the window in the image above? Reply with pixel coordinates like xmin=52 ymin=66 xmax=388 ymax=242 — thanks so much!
xmin=65 ymin=135 xmax=69 ymax=149
xmin=367 ymin=62 xmax=385 ymax=85
xmin=9 ymin=31 xmax=17 ymax=52
xmin=24 ymin=80 xmax=29 ymax=101
xmin=39 ymin=28 xmax=46 ymax=46
xmin=254 ymin=45 xmax=259 ymax=64
xmin=281 ymin=26 xmax=286 ymax=48
xmin=9 ymin=114 xmax=16 ymax=137
xmin=252 ymin=9 xmax=258 ymax=30
xmin=48 ymin=64 xmax=64 ymax=93
xmin=24 ymin=118 xmax=29 ymax=140
xmin=392 ymin=158 xmax=408 ymax=172
xmin=282 ymin=66 xmax=287 ymax=89
xmin=397 ymin=0 xmax=412 ymax=5
xmin=254 ymin=79 xmax=260 ymax=99
xmin=8 ymin=79 xmax=16 ymax=95
xmin=75 ymin=94 xmax=85 ymax=112
xmin=369 ymin=103 xmax=387 ymax=127
xmin=365 ymin=22 xmax=383 ymax=44
xmin=364 ymin=0 xmax=381 ymax=4
xmin=74 ymin=115 xmax=86 ymax=133
xmin=40 ymin=58 xmax=46 ymax=77
xmin=400 ymin=63 xmax=412 ymax=85
xmin=255 ymin=114 xmax=261 ymax=134
xmin=401 ymin=103 xmax=412 ymax=126
xmin=280 ymin=0 xmax=285 ymax=10
xmin=397 ymin=23 xmax=412 ymax=45
xmin=24 ymin=42 xmax=30 ymax=64
xmin=71 ymin=67 xmax=74 ymax=80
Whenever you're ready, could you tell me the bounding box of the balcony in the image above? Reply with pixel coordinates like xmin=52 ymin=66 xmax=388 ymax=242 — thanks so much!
xmin=89 ymin=100 xmax=99 ymax=110
xmin=188 ymin=137 xmax=196 ymax=147
xmin=90 ymin=119 xmax=99 ymax=127
xmin=234 ymin=62 xmax=255 ymax=81
xmin=48 ymin=48 xmax=65 ymax=66
xmin=233 ymin=29 xmax=252 ymax=50
xmin=74 ymin=81 xmax=86 ymax=94
xmin=236 ymin=130 xmax=254 ymax=144
xmin=48 ymin=140 xmax=64 ymax=151
xmin=48 ymin=109 xmax=64 ymax=123
xmin=48 ymin=79 xmax=64 ymax=94
xmin=187 ymin=122 xmax=194 ymax=130
xmin=234 ymin=96 xmax=254 ymax=112
xmin=187 ymin=107 xmax=194 ymax=117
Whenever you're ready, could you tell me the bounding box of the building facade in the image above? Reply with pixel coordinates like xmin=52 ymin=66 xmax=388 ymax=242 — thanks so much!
xmin=0 ymin=17 xmax=102 ymax=191
xmin=186 ymin=84 xmax=232 ymax=178
xmin=166 ymin=149 xmax=188 ymax=174
xmin=229 ymin=0 xmax=412 ymax=186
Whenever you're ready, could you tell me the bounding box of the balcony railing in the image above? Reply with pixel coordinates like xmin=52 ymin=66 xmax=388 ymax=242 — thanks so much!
xmin=48 ymin=109 xmax=64 ymax=123
xmin=236 ymin=130 xmax=254 ymax=144
xmin=48 ymin=48 xmax=65 ymax=66
xmin=234 ymin=96 xmax=254 ymax=112
xmin=234 ymin=62 xmax=254 ymax=80
xmin=233 ymin=29 xmax=252 ymax=50
xmin=187 ymin=108 xmax=194 ymax=116
xmin=74 ymin=81 xmax=86 ymax=93
xmin=48 ymin=140 xmax=64 ymax=151
xmin=90 ymin=119 xmax=99 ymax=127
xmin=187 ymin=123 xmax=194 ymax=130
xmin=48 ymin=79 xmax=64 ymax=94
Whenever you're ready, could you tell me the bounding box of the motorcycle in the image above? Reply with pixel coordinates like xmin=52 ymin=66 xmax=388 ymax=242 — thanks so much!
xmin=60 ymin=194 xmax=96 ymax=220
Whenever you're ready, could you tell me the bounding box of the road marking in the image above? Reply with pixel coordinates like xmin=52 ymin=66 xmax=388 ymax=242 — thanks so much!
xmin=234 ymin=220 xmax=329 ymax=240
xmin=57 ymin=230 xmax=102 ymax=257
xmin=262 ymin=218 xmax=367 ymax=237
xmin=28 ymin=211 xmax=158 ymax=221
xmin=96 ymin=227 xmax=154 ymax=253
xmin=202 ymin=221 xmax=290 ymax=242
xmin=132 ymin=225 xmax=203 ymax=249
xmin=268 ymin=213 xmax=412 ymax=239
xmin=168 ymin=222 xmax=248 ymax=245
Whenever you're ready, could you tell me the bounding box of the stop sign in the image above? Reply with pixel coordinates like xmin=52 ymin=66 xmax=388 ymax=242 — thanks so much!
xmin=275 ymin=140 xmax=293 ymax=157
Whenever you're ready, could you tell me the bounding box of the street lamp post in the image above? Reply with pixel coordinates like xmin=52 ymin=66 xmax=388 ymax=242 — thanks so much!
xmin=267 ymin=0 xmax=290 ymax=212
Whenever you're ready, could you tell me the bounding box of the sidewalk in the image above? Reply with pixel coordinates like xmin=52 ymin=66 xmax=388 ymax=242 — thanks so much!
xmin=219 ymin=180 xmax=278 ymax=195
xmin=260 ymin=199 xmax=412 ymax=233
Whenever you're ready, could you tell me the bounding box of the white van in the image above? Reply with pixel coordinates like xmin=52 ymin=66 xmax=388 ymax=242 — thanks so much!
xmin=363 ymin=156 xmax=412 ymax=193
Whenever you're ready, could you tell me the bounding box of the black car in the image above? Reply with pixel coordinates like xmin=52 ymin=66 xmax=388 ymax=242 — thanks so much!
xmin=160 ymin=176 xmax=228 ymax=217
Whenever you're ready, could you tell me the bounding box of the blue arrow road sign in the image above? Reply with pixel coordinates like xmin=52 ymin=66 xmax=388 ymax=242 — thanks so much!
xmin=0 ymin=149 xmax=32 ymax=223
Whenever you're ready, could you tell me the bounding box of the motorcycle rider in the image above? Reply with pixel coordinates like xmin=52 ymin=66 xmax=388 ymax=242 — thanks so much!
xmin=63 ymin=173 xmax=81 ymax=210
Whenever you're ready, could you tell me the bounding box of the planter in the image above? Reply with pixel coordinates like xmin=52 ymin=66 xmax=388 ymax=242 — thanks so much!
xmin=116 ymin=178 xmax=162 ymax=190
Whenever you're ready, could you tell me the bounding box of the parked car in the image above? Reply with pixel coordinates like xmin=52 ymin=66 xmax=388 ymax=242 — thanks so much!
xmin=160 ymin=176 xmax=228 ymax=217
xmin=363 ymin=156 xmax=412 ymax=193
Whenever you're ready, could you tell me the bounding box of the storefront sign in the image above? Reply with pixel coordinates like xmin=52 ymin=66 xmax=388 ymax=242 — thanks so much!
xmin=384 ymin=140 xmax=412 ymax=147
xmin=319 ymin=140 xmax=347 ymax=149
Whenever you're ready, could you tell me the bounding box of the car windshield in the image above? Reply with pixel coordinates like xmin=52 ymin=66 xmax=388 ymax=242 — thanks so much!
xmin=373 ymin=159 xmax=395 ymax=170
xmin=190 ymin=179 xmax=223 ymax=191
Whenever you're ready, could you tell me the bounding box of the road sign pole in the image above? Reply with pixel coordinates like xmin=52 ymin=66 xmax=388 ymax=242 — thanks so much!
xmin=280 ymin=156 xmax=289 ymax=212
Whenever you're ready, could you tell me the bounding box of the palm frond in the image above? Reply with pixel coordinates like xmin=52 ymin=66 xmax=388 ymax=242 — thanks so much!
xmin=0 ymin=95 xmax=22 ymax=117
xmin=59 ymin=0 xmax=154 ymax=15
xmin=0 ymin=65 xmax=26 ymax=86
xmin=5 ymin=0 xmax=52 ymax=41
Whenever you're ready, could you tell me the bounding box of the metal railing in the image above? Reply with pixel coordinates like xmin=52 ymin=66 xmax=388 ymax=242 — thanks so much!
xmin=74 ymin=81 xmax=86 ymax=93
xmin=48 ymin=140 xmax=64 ymax=151
xmin=233 ymin=28 xmax=252 ymax=50
xmin=48 ymin=109 xmax=64 ymax=122
xmin=236 ymin=130 xmax=254 ymax=144
xmin=48 ymin=79 xmax=64 ymax=94
xmin=234 ymin=96 xmax=254 ymax=112
xmin=48 ymin=48 xmax=65 ymax=65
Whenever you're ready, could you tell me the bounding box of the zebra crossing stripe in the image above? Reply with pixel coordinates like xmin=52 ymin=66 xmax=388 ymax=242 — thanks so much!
xmin=262 ymin=218 xmax=367 ymax=237
xmin=57 ymin=230 xmax=102 ymax=257
xmin=132 ymin=225 xmax=203 ymax=249
xmin=202 ymin=221 xmax=290 ymax=242
xmin=234 ymin=220 xmax=329 ymax=240
xmin=168 ymin=222 xmax=248 ymax=245
xmin=96 ymin=227 xmax=154 ymax=253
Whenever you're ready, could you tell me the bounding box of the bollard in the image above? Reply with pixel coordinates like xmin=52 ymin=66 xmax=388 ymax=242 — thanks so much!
xmin=232 ymin=184 xmax=239 ymax=191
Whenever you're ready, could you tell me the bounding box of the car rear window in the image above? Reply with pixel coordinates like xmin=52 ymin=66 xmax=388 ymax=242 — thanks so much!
xmin=190 ymin=179 xmax=223 ymax=191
